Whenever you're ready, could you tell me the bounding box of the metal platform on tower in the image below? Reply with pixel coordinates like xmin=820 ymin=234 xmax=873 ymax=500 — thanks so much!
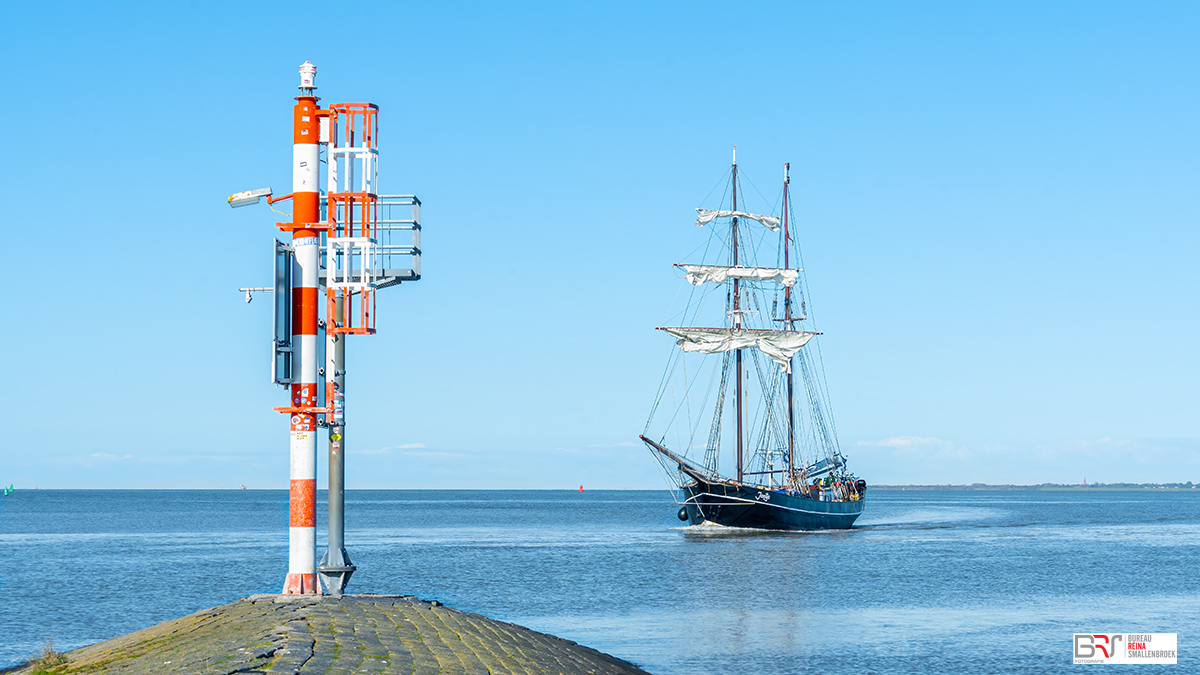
xmin=318 ymin=194 xmax=421 ymax=290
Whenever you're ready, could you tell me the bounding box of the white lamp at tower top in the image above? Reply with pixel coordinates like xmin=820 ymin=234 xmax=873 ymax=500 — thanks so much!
xmin=299 ymin=61 xmax=317 ymax=90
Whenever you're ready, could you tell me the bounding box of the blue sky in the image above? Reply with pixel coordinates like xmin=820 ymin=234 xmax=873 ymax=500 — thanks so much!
xmin=3 ymin=1 xmax=1197 ymax=488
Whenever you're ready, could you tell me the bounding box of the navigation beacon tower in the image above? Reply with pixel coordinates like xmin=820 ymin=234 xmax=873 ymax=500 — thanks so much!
xmin=229 ymin=61 xmax=422 ymax=595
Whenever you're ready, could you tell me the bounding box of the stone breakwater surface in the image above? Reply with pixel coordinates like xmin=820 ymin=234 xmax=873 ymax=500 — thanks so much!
xmin=20 ymin=594 xmax=651 ymax=675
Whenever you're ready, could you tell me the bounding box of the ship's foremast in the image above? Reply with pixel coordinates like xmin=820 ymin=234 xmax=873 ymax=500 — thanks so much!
xmin=783 ymin=163 xmax=798 ymax=488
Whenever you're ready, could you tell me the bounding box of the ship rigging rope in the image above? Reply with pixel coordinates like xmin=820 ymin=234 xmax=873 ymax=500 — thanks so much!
xmin=644 ymin=343 xmax=682 ymax=433
xmin=781 ymin=182 xmax=842 ymax=457
xmin=689 ymin=350 xmax=724 ymax=458
xmin=648 ymin=190 xmax=735 ymax=436
xmin=739 ymin=171 xmax=777 ymax=217
xmin=676 ymin=349 xmax=724 ymax=453
xmin=648 ymin=447 xmax=686 ymax=493
xmin=746 ymin=213 xmax=776 ymax=267
xmin=704 ymin=351 xmax=732 ymax=473
xmin=663 ymin=200 xmax=725 ymax=328
xmin=682 ymin=278 xmax=723 ymax=330
xmin=649 ymin=257 xmax=721 ymax=433
xmin=799 ymin=349 xmax=837 ymax=458
xmin=670 ymin=230 xmax=724 ymax=330
xmin=681 ymin=346 xmax=692 ymax=446
xmin=812 ymin=340 xmax=840 ymax=451
xmin=647 ymin=342 xmax=724 ymax=445
xmin=660 ymin=275 xmax=690 ymax=328
xmin=757 ymin=350 xmax=787 ymax=447
xmin=659 ymin=180 xmax=743 ymax=458
xmin=699 ymin=168 xmax=733 ymax=210
xmin=746 ymin=348 xmax=788 ymax=479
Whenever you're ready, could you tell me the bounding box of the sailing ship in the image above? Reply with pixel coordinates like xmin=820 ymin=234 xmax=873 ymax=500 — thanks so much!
xmin=641 ymin=150 xmax=865 ymax=530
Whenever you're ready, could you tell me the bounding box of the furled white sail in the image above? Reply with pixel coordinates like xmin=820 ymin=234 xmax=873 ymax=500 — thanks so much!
xmin=659 ymin=327 xmax=816 ymax=371
xmin=678 ymin=264 xmax=800 ymax=287
xmin=694 ymin=209 xmax=781 ymax=231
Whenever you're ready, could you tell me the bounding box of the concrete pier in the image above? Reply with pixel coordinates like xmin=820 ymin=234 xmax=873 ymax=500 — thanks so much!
xmin=24 ymin=595 xmax=651 ymax=675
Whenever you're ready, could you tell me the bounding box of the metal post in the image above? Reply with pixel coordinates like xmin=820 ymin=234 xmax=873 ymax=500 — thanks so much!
xmin=319 ymin=293 xmax=355 ymax=595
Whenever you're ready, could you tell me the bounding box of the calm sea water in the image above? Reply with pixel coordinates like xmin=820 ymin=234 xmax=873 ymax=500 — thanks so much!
xmin=0 ymin=489 xmax=1196 ymax=673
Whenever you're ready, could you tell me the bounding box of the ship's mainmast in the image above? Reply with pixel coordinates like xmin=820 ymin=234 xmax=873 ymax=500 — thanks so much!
xmin=731 ymin=148 xmax=744 ymax=483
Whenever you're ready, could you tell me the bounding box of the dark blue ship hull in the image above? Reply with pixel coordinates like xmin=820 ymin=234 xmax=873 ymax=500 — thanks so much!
xmin=680 ymin=478 xmax=864 ymax=530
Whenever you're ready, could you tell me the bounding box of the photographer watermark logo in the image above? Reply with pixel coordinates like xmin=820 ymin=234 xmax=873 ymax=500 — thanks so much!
xmin=1073 ymin=633 xmax=1176 ymax=664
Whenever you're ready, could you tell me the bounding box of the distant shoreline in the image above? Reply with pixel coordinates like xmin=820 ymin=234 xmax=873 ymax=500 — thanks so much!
xmin=870 ymin=483 xmax=1196 ymax=491
xmin=3 ymin=484 xmax=1196 ymax=492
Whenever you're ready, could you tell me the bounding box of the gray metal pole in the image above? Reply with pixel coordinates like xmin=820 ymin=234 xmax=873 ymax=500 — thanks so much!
xmin=318 ymin=294 xmax=355 ymax=595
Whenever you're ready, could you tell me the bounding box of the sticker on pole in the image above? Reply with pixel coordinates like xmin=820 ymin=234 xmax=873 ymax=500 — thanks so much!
xmin=1073 ymin=633 xmax=1176 ymax=664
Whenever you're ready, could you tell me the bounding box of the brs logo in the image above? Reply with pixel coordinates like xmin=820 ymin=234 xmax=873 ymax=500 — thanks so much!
xmin=1075 ymin=634 xmax=1122 ymax=659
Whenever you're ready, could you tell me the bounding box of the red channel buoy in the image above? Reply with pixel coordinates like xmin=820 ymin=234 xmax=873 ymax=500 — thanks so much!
xmin=578 ymin=485 xmax=584 ymax=492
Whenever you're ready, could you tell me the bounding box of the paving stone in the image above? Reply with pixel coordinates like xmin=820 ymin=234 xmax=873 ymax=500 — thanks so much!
xmin=16 ymin=595 xmax=651 ymax=675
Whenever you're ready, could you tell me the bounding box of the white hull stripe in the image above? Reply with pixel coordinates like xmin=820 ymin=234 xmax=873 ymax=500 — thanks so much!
xmin=682 ymin=491 xmax=860 ymax=516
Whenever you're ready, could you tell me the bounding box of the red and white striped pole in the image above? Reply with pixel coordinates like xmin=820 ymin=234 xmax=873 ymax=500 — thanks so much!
xmin=283 ymin=60 xmax=322 ymax=595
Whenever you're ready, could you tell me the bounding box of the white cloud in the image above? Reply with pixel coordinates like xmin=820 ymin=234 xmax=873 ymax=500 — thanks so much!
xmin=1064 ymin=437 xmax=1130 ymax=450
xmin=349 ymin=443 xmax=427 ymax=455
xmin=840 ymin=434 xmax=1200 ymax=484
xmin=857 ymin=436 xmax=953 ymax=449
xmin=89 ymin=453 xmax=133 ymax=461
xmin=855 ymin=436 xmax=977 ymax=462
xmin=588 ymin=441 xmax=637 ymax=448
xmin=547 ymin=445 xmax=624 ymax=456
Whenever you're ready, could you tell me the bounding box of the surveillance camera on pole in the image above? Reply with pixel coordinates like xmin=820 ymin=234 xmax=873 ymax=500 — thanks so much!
xmin=228 ymin=188 xmax=274 ymax=208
